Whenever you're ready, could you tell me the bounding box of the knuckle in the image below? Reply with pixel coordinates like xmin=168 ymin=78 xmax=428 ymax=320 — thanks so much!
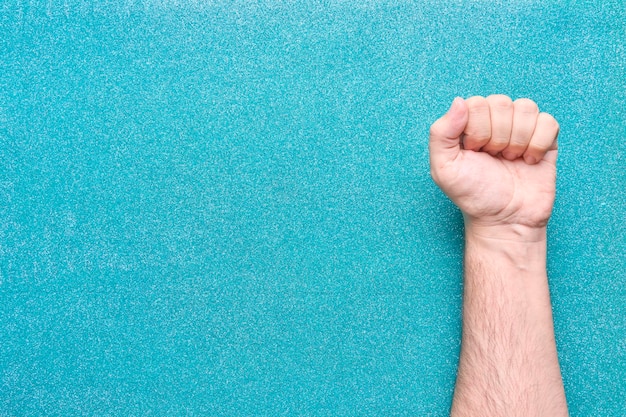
xmin=429 ymin=119 xmax=444 ymax=138
xmin=540 ymin=112 xmax=560 ymax=131
xmin=466 ymin=96 xmax=489 ymax=114
xmin=466 ymin=95 xmax=486 ymax=102
xmin=465 ymin=97 xmax=490 ymax=141
xmin=514 ymin=98 xmax=539 ymax=114
xmin=487 ymin=94 xmax=513 ymax=110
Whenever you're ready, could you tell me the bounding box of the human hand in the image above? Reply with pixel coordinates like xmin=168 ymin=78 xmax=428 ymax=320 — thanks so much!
xmin=429 ymin=95 xmax=559 ymax=240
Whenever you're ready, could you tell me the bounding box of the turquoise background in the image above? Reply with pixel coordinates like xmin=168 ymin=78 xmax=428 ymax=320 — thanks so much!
xmin=1 ymin=1 xmax=624 ymax=415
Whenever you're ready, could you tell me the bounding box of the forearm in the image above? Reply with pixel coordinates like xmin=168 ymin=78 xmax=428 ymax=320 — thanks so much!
xmin=451 ymin=225 xmax=568 ymax=417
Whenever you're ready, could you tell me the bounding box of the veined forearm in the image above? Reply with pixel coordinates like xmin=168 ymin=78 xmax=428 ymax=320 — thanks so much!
xmin=451 ymin=228 xmax=568 ymax=417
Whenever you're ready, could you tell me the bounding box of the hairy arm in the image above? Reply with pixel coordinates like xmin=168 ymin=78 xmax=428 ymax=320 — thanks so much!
xmin=452 ymin=227 xmax=568 ymax=416
xmin=429 ymin=95 xmax=568 ymax=416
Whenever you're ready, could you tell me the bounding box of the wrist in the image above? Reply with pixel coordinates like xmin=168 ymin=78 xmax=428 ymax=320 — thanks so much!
xmin=464 ymin=219 xmax=548 ymax=243
xmin=464 ymin=222 xmax=548 ymax=273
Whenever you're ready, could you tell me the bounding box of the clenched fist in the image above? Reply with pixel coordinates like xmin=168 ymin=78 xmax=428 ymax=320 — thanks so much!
xmin=429 ymin=95 xmax=559 ymax=239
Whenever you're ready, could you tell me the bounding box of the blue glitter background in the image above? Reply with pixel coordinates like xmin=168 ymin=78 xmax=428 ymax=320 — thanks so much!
xmin=1 ymin=1 xmax=624 ymax=415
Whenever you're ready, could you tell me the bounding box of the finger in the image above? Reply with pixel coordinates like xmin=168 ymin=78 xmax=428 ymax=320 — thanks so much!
xmin=462 ymin=96 xmax=491 ymax=151
xmin=543 ymin=148 xmax=558 ymax=166
xmin=429 ymin=97 xmax=469 ymax=170
xmin=482 ymin=94 xmax=513 ymax=155
xmin=502 ymin=98 xmax=539 ymax=160
xmin=523 ymin=112 xmax=559 ymax=164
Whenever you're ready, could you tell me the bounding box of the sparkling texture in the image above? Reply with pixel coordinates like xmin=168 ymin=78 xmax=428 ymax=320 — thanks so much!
xmin=0 ymin=1 xmax=624 ymax=415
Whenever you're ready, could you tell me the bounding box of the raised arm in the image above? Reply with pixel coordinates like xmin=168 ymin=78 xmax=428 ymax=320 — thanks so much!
xmin=429 ymin=95 xmax=568 ymax=417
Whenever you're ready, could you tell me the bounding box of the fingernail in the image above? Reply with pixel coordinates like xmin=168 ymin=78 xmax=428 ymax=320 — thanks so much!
xmin=502 ymin=151 xmax=517 ymax=160
xmin=524 ymin=155 xmax=537 ymax=164
xmin=451 ymin=97 xmax=464 ymax=110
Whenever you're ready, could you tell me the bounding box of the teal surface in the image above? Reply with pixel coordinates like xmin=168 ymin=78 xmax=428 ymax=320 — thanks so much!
xmin=1 ymin=1 xmax=624 ymax=415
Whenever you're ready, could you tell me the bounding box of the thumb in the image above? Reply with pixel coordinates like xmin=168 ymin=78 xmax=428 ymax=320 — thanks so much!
xmin=429 ymin=97 xmax=468 ymax=168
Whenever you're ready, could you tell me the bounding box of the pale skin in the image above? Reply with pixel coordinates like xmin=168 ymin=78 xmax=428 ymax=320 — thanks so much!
xmin=429 ymin=95 xmax=569 ymax=416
